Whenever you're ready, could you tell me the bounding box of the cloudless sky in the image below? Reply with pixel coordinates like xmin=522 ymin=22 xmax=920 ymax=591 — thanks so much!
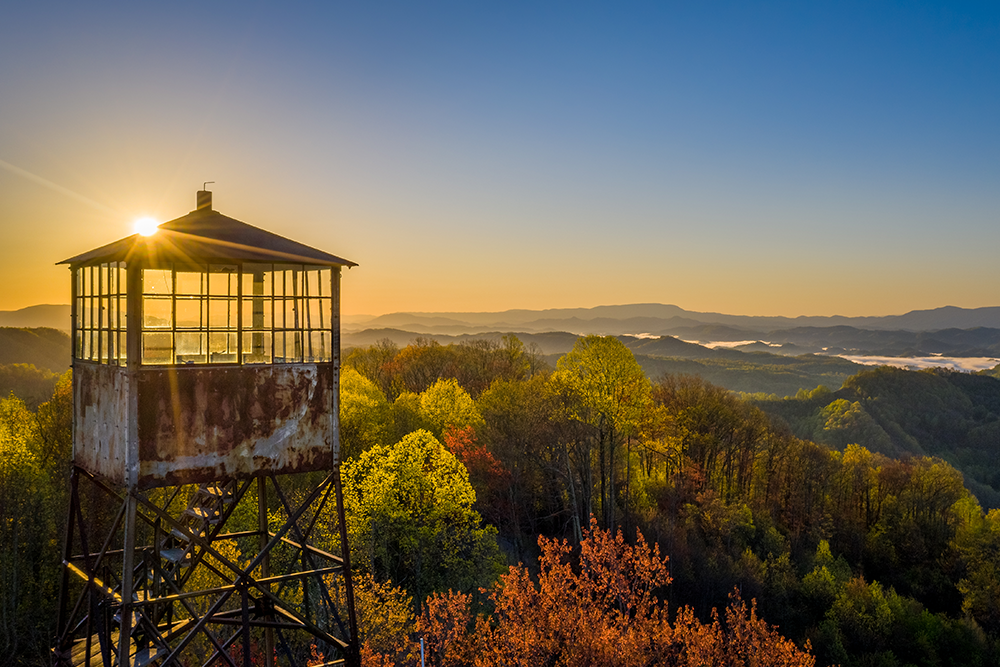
xmin=1 ymin=1 xmax=998 ymax=317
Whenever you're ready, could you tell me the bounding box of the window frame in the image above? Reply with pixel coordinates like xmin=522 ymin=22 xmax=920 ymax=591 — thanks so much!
xmin=73 ymin=261 xmax=334 ymax=367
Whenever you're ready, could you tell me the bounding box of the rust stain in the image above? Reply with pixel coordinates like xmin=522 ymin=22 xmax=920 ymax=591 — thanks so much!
xmin=137 ymin=364 xmax=334 ymax=488
xmin=74 ymin=362 xmax=336 ymax=489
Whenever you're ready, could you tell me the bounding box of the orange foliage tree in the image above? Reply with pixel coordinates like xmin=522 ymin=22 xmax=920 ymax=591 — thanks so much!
xmin=364 ymin=518 xmax=815 ymax=667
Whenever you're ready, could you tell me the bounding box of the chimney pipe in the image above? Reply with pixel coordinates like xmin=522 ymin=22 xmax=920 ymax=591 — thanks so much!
xmin=196 ymin=189 xmax=212 ymax=211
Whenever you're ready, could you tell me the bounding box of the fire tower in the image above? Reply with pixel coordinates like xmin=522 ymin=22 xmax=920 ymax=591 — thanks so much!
xmin=53 ymin=190 xmax=360 ymax=666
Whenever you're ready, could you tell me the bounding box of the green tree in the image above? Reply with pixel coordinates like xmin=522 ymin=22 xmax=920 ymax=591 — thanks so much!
xmin=340 ymin=430 xmax=504 ymax=605
xmin=345 ymin=338 xmax=400 ymax=399
xmin=0 ymin=392 xmax=64 ymax=665
xmin=340 ymin=367 xmax=393 ymax=459
xmin=954 ymin=507 xmax=1000 ymax=633
xmin=418 ymin=378 xmax=483 ymax=440
xmin=554 ymin=336 xmax=650 ymax=529
xmin=818 ymin=399 xmax=894 ymax=454
xmin=477 ymin=374 xmax=572 ymax=553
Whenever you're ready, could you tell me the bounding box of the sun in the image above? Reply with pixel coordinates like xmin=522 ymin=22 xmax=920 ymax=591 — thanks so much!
xmin=134 ymin=217 xmax=160 ymax=236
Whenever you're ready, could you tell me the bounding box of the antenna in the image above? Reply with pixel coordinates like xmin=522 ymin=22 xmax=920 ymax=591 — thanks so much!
xmin=203 ymin=181 xmax=215 ymax=190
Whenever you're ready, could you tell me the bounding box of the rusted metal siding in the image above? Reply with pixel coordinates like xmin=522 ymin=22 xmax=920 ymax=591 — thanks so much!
xmin=74 ymin=363 xmax=130 ymax=484
xmin=135 ymin=364 xmax=335 ymax=488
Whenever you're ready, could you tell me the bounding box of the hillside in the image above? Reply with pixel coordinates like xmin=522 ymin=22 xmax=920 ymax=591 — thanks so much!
xmin=631 ymin=352 xmax=862 ymax=398
xmin=0 ymin=328 xmax=71 ymax=373
xmin=347 ymin=328 xmax=866 ymax=397
xmin=756 ymin=366 xmax=1000 ymax=508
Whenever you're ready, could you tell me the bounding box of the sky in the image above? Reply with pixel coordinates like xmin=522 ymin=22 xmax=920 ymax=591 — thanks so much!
xmin=1 ymin=1 xmax=998 ymax=318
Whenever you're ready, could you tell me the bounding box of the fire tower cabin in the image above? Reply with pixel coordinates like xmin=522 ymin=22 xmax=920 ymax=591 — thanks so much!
xmin=60 ymin=190 xmax=356 ymax=490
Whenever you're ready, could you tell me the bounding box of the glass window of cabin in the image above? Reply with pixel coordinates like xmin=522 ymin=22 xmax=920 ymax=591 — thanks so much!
xmin=73 ymin=262 xmax=127 ymax=365
xmin=138 ymin=262 xmax=333 ymax=366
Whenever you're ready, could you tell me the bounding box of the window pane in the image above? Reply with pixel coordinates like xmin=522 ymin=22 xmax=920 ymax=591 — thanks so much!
xmin=288 ymin=267 xmax=303 ymax=297
xmin=271 ymin=269 xmax=285 ymax=298
xmin=75 ymin=298 xmax=84 ymax=330
xmin=273 ymin=264 xmax=301 ymax=298
xmin=118 ymin=297 xmax=128 ymax=325
xmin=117 ymin=265 xmax=127 ymax=296
xmin=241 ymin=264 xmax=272 ymax=296
xmin=283 ymin=298 xmax=302 ymax=330
xmin=305 ymin=331 xmax=330 ymax=362
xmin=209 ymin=265 xmax=237 ymax=296
xmin=242 ymin=331 xmax=271 ymax=364
xmin=98 ymin=297 xmax=108 ymax=330
xmin=175 ymin=332 xmax=206 ymax=364
xmin=209 ymin=298 xmax=237 ymax=329
xmin=321 ymin=268 xmax=332 ymax=296
xmin=242 ymin=298 xmax=272 ymax=329
xmin=306 ymin=298 xmax=329 ymax=330
xmin=274 ymin=331 xmax=302 ymax=363
xmin=272 ymin=298 xmax=283 ymax=328
xmin=143 ymin=268 xmax=173 ymax=295
xmin=103 ymin=264 xmax=113 ymax=296
xmin=175 ymin=267 xmax=205 ymax=296
xmin=100 ymin=329 xmax=110 ymax=363
xmin=118 ymin=332 xmax=128 ymax=365
xmin=142 ymin=333 xmax=173 ymax=364
xmin=143 ymin=296 xmax=173 ymax=329
xmin=175 ymin=297 xmax=205 ymax=329
xmin=305 ymin=268 xmax=330 ymax=298
xmin=80 ymin=298 xmax=91 ymax=329
xmin=209 ymin=332 xmax=238 ymax=363
xmin=107 ymin=295 xmax=118 ymax=330
xmin=75 ymin=331 xmax=83 ymax=359
xmin=303 ymin=269 xmax=316 ymax=297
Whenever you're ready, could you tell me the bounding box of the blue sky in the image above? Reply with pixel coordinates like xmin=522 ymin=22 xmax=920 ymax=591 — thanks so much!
xmin=1 ymin=1 xmax=998 ymax=317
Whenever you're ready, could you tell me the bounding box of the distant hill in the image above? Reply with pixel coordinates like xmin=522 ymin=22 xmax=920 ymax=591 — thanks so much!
xmin=0 ymin=304 xmax=71 ymax=330
xmin=763 ymin=326 xmax=1000 ymax=357
xmin=350 ymin=304 xmax=1000 ymax=336
xmin=0 ymin=328 xmax=71 ymax=373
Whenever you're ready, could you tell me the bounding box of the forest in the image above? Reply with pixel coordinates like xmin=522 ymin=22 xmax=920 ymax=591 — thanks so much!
xmin=3 ymin=332 xmax=1000 ymax=665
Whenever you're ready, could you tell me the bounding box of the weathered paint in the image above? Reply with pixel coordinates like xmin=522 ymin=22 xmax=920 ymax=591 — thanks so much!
xmin=136 ymin=364 xmax=335 ymax=488
xmin=74 ymin=363 xmax=130 ymax=484
xmin=73 ymin=362 xmax=336 ymax=489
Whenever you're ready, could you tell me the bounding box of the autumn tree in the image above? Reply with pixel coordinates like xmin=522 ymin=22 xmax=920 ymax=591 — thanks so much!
xmin=442 ymin=426 xmax=510 ymax=529
xmin=404 ymin=519 xmax=816 ymax=667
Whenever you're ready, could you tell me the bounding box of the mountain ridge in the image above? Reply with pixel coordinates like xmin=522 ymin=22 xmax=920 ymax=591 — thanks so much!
xmin=353 ymin=304 xmax=1000 ymax=335
xmin=8 ymin=303 xmax=1000 ymax=338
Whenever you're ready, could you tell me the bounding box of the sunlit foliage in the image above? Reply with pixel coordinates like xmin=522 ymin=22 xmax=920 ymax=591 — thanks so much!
xmin=341 ymin=430 xmax=504 ymax=605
